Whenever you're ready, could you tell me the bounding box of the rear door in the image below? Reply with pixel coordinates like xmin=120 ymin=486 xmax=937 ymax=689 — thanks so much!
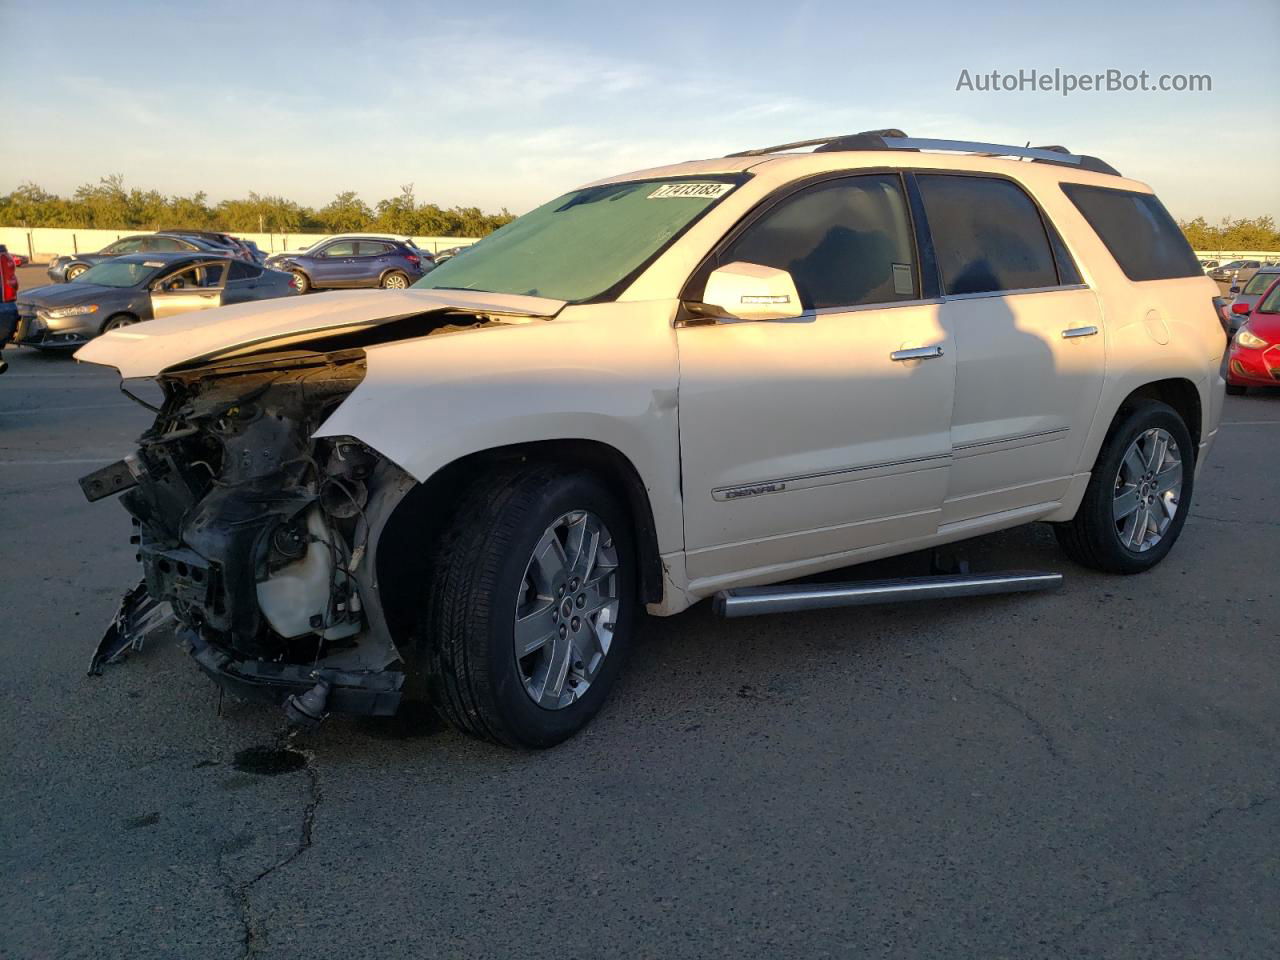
xmin=150 ymin=260 xmax=228 ymax=318
xmin=919 ymin=173 xmax=1104 ymax=525
xmin=221 ymin=260 xmax=266 ymax=305
xmin=353 ymin=240 xmax=395 ymax=286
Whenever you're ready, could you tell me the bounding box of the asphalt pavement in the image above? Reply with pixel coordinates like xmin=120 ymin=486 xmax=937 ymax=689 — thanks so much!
xmin=1 ymin=342 xmax=1276 ymax=959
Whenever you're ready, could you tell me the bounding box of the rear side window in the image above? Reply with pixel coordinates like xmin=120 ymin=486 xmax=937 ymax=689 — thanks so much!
xmin=357 ymin=241 xmax=394 ymax=256
xmin=148 ymin=236 xmax=187 ymax=252
xmin=228 ymin=261 xmax=262 ymax=281
xmin=917 ymin=175 xmax=1059 ymax=295
xmin=715 ymin=174 xmax=920 ymax=309
xmin=1061 ymin=184 xmax=1201 ymax=281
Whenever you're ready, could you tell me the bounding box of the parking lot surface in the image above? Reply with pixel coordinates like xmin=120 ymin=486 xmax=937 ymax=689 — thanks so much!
xmin=1 ymin=344 xmax=1277 ymax=959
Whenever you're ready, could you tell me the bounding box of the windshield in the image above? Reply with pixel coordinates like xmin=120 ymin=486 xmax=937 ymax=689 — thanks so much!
xmin=1242 ymin=272 xmax=1277 ymax=295
xmin=1258 ymin=280 xmax=1280 ymax=314
xmin=414 ymin=176 xmax=745 ymax=302
xmin=75 ymin=260 xmax=164 ymax=288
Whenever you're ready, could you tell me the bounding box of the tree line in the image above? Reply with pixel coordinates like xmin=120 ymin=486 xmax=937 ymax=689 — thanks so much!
xmin=0 ymin=176 xmax=516 ymax=237
xmin=1177 ymin=216 xmax=1280 ymax=252
xmin=3 ymin=176 xmax=1277 ymax=250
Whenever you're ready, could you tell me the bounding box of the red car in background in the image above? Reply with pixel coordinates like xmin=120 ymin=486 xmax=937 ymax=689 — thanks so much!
xmin=1227 ymin=275 xmax=1280 ymax=395
xmin=1 ymin=244 xmax=18 ymax=373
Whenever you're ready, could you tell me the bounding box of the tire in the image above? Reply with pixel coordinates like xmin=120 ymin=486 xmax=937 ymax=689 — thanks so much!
xmin=1225 ymin=383 xmax=1247 ymax=396
xmin=1054 ymin=399 xmax=1195 ymax=574
xmin=290 ymin=270 xmax=310 ymax=294
xmin=415 ymin=465 xmax=637 ymax=748
xmin=381 ymin=271 xmax=409 ymax=289
xmin=101 ymin=314 xmax=138 ymax=333
xmin=65 ymin=263 xmax=89 ymax=281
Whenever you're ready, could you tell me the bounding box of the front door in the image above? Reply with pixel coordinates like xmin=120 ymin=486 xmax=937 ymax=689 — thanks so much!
xmin=151 ymin=261 xmax=227 ymax=319
xmin=310 ymin=240 xmax=360 ymax=286
xmin=677 ymin=174 xmax=956 ymax=585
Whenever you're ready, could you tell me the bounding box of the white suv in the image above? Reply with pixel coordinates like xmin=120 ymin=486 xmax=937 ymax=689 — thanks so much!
xmin=79 ymin=131 xmax=1225 ymax=747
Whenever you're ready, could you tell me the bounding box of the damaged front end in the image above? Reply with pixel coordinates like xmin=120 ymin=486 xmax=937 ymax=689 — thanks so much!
xmin=82 ymin=347 xmax=417 ymax=722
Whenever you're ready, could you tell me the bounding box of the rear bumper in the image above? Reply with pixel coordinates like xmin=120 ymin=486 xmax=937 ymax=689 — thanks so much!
xmin=186 ymin=628 xmax=404 ymax=717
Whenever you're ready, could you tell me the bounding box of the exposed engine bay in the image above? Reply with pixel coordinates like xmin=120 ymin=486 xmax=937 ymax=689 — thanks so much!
xmin=81 ymin=310 xmax=502 ymax=723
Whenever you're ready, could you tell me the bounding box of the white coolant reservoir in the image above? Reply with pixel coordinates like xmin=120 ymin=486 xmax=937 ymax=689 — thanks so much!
xmin=256 ymin=507 xmax=361 ymax=640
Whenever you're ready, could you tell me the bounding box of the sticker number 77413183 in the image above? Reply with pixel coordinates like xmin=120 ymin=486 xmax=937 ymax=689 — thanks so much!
xmin=647 ymin=183 xmax=735 ymax=200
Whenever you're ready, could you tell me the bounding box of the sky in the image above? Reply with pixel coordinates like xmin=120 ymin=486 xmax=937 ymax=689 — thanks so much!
xmin=3 ymin=0 xmax=1277 ymax=222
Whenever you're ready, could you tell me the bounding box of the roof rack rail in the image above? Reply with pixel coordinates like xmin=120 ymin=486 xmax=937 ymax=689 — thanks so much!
xmin=725 ymin=131 xmax=1121 ymax=176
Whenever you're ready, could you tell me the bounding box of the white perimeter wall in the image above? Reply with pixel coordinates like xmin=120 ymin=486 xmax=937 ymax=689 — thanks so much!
xmin=0 ymin=227 xmax=479 ymax=262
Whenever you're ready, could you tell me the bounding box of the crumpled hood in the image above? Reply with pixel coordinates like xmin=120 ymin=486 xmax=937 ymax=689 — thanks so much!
xmin=74 ymin=287 xmax=566 ymax=379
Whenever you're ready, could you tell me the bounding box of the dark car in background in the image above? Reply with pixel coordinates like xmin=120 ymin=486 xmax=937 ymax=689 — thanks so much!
xmin=17 ymin=253 xmax=296 ymax=350
xmin=47 ymin=233 xmax=227 ymax=282
xmin=1224 ymin=265 xmax=1280 ymax=336
xmin=265 ymin=236 xmax=427 ymax=293
xmin=160 ymin=229 xmax=256 ymax=262
xmin=1208 ymin=259 xmax=1262 ymax=290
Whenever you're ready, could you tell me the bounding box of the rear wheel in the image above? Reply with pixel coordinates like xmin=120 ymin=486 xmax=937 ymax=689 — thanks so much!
xmin=290 ymin=270 xmax=310 ymax=294
xmin=1054 ymin=400 xmax=1194 ymax=574
xmin=65 ymin=264 xmax=89 ymax=281
xmin=416 ymin=466 xmax=636 ymax=748
xmin=381 ymin=271 xmax=409 ymax=289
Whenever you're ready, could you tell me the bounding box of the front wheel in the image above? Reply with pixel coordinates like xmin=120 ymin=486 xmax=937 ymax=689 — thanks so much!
xmin=416 ymin=466 xmax=637 ymax=748
xmin=290 ymin=270 xmax=310 ymax=294
xmin=65 ymin=264 xmax=89 ymax=281
xmin=1054 ymin=399 xmax=1194 ymax=574
xmin=101 ymin=314 xmax=138 ymax=333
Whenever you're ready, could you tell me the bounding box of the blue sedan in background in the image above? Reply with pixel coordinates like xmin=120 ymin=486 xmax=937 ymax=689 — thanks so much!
xmin=265 ymin=236 xmax=429 ymax=294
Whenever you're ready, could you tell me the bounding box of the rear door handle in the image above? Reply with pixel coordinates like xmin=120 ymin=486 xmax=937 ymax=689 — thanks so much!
xmin=1061 ymin=325 xmax=1099 ymax=338
xmin=890 ymin=345 xmax=945 ymax=362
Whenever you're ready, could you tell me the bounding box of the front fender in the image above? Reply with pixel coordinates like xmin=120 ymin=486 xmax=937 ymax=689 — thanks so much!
xmin=314 ymin=300 xmax=686 ymax=553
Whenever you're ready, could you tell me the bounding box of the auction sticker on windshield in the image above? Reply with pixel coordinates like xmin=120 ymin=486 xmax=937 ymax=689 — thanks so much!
xmin=647 ymin=183 xmax=735 ymax=199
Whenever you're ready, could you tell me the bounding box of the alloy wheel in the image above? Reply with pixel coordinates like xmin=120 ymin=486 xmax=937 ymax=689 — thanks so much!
xmin=1113 ymin=427 xmax=1182 ymax=552
xmin=513 ymin=510 xmax=620 ymax=710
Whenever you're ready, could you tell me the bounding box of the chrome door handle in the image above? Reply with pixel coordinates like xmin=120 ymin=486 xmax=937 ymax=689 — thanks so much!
xmin=890 ymin=345 xmax=945 ymax=361
xmin=1061 ymin=325 xmax=1099 ymax=338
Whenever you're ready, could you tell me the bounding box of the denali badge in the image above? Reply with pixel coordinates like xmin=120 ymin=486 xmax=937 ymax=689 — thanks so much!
xmin=714 ymin=481 xmax=787 ymax=501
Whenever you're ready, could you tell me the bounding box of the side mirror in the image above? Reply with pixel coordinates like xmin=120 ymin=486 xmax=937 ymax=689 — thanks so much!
xmin=694 ymin=261 xmax=804 ymax=322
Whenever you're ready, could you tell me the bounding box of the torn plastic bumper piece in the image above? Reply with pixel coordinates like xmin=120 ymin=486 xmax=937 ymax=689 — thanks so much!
xmin=88 ymin=579 xmax=175 ymax=675
xmin=183 ymin=628 xmax=404 ymax=718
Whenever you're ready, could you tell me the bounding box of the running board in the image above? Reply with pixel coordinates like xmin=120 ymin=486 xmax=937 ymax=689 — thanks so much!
xmin=712 ymin=571 xmax=1063 ymax=618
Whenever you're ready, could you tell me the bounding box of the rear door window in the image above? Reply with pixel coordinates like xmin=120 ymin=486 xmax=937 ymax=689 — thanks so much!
xmin=357 ymin=241 xmax=394 ymax=256
xmin=1060 ymin=184 xmax=1202 ymax=281
xmin=714 ymin=174 xmax=920 ymax=309
xmin=228 ymin=261 xmax=262 ymax=281
xmin=917 ymin=175 xmax=1059 ymax=295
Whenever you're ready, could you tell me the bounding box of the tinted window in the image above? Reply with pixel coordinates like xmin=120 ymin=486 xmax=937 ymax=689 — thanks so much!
xmin=715 ymin=174 xmax=918 ymax=309
xmin=1242 ymin=271 xmax=1278 ymax=295
xmin=357 ymin=241 xmax=394 ymax=256
xmin=228 ymin=261 xmax=262 ymax=281
xmin=917 ymin=175 xmax=1058 ymax=295
xmin=148 ymin=236 xmax=187 ymax=252
xmin=1061 ymin=184 xmax=1202 ymax=282
xmin=319 ymin=241 xmax=356 ymax=257
xmin=105 ymin=237 xmax=146 ymax=255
